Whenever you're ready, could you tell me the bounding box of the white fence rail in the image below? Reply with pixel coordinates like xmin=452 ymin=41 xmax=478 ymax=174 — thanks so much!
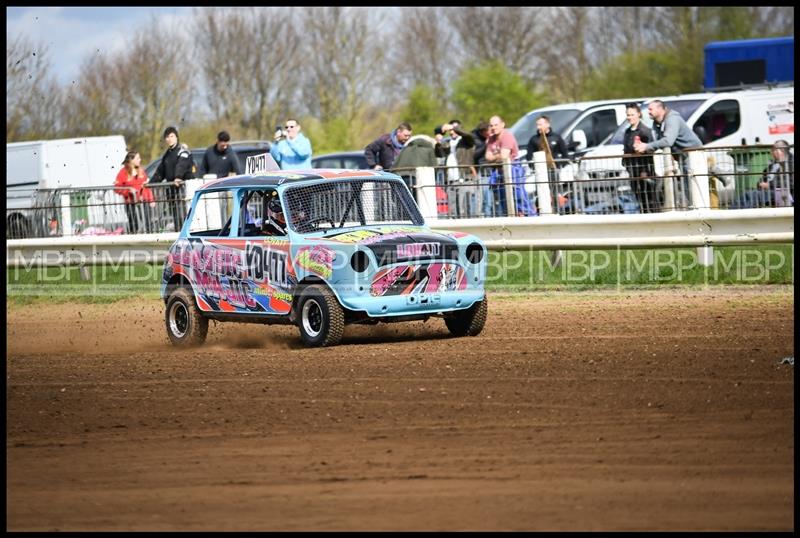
xmin=6 ymin=208 xmax=793 ymax=267
xmin=428 ymin=208 xmax=793 ymax=249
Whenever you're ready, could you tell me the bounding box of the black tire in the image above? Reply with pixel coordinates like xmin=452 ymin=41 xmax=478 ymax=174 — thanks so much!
xmin=165 ymin=287 xmax=208 ymax=347
xmin=444 ymin=296 xmax=488 ymax=337
xmin=296 ymin=284 xmax=344 ymax=347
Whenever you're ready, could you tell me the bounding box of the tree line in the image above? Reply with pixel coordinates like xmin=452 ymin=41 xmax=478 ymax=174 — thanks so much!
xmin=7 ymin=6 xmax=794 ymax=165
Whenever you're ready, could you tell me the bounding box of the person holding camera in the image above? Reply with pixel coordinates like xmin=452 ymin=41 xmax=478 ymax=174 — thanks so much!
xmin=269 ymin=118 xmax=312 ymax=170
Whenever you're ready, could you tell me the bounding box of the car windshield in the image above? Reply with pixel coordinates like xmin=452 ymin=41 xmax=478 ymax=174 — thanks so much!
xmin=606 ymin=99 xmax=707 ymax=145
xmin=509 ymin=108 xmax=581 ymax=146
xmin=283 ymin=178 xmax=424 ymax=233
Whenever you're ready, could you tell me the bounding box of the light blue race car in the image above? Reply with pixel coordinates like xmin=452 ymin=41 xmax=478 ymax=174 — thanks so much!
xmin=161 ymin=169 xmax=487 ymax=347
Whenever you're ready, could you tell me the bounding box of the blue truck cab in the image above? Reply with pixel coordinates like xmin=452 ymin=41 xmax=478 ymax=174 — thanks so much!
xmin=704 ymin=36 xmax=794 ymax=91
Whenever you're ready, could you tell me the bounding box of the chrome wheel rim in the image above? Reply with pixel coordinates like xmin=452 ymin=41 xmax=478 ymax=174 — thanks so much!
xmin=169 ymin=301 xmax=189 ymax=338
xmin=302 ymin=299 xmax=323 ymax=338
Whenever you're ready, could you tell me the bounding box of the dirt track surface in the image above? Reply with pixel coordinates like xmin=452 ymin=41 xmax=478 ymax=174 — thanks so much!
xmin=6 ymin=287 xmax=795 ymax=531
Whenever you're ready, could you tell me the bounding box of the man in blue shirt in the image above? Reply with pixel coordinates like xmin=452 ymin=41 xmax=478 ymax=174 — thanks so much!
xmin=270 ymin=118 xmax=313 ymax=169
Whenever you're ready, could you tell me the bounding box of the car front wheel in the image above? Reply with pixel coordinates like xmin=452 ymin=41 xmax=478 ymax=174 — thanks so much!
xmin=297 ymin=285 xmax=344 ymax=347
xmin=165 ymin=287 xmax=209 ymax=347
xmin=444 ymin=296 xmax=488 ymax=337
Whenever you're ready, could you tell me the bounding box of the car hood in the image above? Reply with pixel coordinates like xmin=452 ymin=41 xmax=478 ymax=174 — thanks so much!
xmin=306 ymin=225 xmax=463 ymax=266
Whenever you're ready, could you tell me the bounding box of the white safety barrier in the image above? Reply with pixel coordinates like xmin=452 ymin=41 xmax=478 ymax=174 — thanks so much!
xmin=5 ymin=208 xmax=793 ymax=267
xmin=426 ymin=207 xmax=794 ymax=250
xmin=7 ymin=232 xmax=178 ymax=267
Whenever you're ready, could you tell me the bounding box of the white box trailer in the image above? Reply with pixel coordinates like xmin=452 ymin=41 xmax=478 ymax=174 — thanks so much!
xmin=6 ymin=135 xmax=128 ymax=236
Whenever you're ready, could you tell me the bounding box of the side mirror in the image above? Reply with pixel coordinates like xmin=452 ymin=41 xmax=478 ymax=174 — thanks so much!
xmin=572 ymin=129 xmax=588 ymax=150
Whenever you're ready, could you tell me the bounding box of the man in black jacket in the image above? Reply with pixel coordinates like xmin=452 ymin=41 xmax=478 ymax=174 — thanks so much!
xmin=152 ymin=126 xmax=194 ymax=231
xmin=621 ymin=103 xmax=659 ymax=213
xmin=199 ymin=130 xmax=242 ymax=178
xmin=526 ymin=115 xmax=570 ymax=212
xmin=364 ymin=122 xmax=412 ymax=171
xmin=525 ymin=115 xmax=569 ymax=168
xmin=472 ymin=121 xmax=490 ymax=167
xmin=438 ymin=120 xmax=477 ymax=217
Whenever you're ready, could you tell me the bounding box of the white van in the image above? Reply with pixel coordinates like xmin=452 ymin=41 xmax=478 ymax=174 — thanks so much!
xmin=576 ymin=86 xmax=795 ymax=204
xmin=509 ymin=98 xmax=647 ymax=161
xmin=6 ymin=135 xmax=127 ymax=237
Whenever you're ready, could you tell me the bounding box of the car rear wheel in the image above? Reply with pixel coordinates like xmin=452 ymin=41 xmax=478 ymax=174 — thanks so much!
xmin=444 ymin=296 xmax=488 ymax=337
xmin=297 ymin=284 xmax=344 ymax=347
xmin=165 ymin=287 xmax=208 ymax=347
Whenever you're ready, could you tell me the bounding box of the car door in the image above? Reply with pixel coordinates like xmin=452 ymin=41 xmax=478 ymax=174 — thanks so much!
xmin=237 ymin=188 xmax=294 ymax=315
xmin=181 ymin=188 xmax=253 ymax=312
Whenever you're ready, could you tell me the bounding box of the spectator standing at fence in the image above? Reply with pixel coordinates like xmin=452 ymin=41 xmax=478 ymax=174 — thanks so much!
xmin=761 ymin=139 xmax=794 ymax=206
xmin=634 ymin=100 xmax=701 ymax=209
xmin=151 ymin=126 xmax=194 ymax=232
xmin=114 ymin=150 xmax=155 ymax=234
xmin=472 ymin=121 xmax=490 ymax=167
xmin=438 ymin=120 xmax=478 ymax=217
xmin=526 ymin=115 xmax=569 ymax=170
xmin=200 ymin=130 xmax=242 ymax=178
xmin=635 ymin=100 xmax=702 ymax=156
xmin=392 ymin=134 xmax=440 ymax=197
xmin=731 ymin=139 xmax=794 ymax=208
xmin=484 ymin=115 xmax=536 ymax=217
xmin=365 ymin=122 xmax=412 ymax=171
xmin=525 ymin=115 xmax=570 ymax=213
xmin=621 ymin=103 xmax=659 ymax=213
xmin=270 ymin=118 xmax=313 ymax=170
xmin=470 ymin=121 xmax=492 ymax=216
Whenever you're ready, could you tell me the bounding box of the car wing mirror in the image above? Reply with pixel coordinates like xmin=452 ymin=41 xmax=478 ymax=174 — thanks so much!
xmin=571 ymin=129 xmax=587 ymax=150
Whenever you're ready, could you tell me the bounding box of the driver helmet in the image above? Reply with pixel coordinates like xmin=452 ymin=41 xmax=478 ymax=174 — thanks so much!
xmin=267 ymin=198 xmax=286 ymax=234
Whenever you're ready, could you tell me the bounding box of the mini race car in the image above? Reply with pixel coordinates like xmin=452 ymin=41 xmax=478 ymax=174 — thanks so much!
xmin=161 ymin=169 xmax=487 ymax=347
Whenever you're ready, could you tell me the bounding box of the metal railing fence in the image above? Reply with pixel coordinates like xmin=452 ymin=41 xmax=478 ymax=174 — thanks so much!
xmin=6 ymin=182 xmax=189 ymax=239
xmin=5 ymin=144 xmax=793 ymax=239
xmin=394 ymin=144 xmax=793 ymax=219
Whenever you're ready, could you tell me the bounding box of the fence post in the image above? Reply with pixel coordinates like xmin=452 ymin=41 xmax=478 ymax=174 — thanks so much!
xmin=415 ymin=166 xmax=438 ymax=220
xmin=60 ymin=193 xmax=73 ymax=237
xmin=533 ymin=151 xmax=553 ymax=215
xmin=184 ymin=179 xmax=202 ymax=210
xmin=688 ymin=149 xmax=714 ymax=267
xmin=502 ymin=158 xmax=516 ymax=217
xmin=687 ymin=150 xmax=711 ymax=210
xmin=533 ymin=152 xmax=563 ymax=266
xmin=661 ymin=148 xmax=675 ymax=211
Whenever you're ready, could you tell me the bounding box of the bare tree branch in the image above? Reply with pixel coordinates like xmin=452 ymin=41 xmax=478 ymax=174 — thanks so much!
xmin=6 ymin=35 xmax=63 ymax=141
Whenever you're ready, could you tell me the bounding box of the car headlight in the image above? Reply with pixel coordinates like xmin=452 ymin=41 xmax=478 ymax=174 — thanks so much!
xmin=351 ymin=250 xmax=370 ymax=272
xmin=466 ymin=242 xmax=484 ymax=264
